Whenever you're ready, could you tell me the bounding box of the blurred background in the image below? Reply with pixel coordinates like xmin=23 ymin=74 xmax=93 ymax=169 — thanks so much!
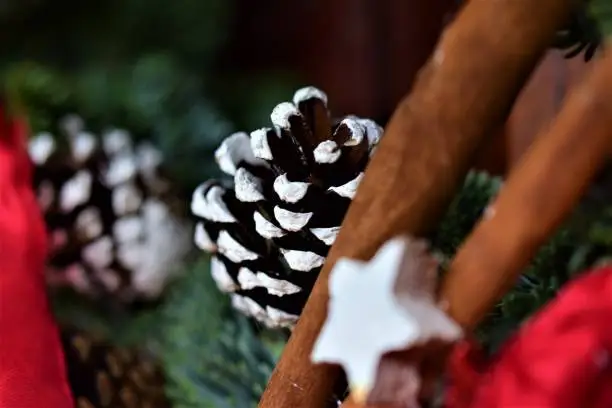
xmin=2 ymin=0 xmax=612 ymax=407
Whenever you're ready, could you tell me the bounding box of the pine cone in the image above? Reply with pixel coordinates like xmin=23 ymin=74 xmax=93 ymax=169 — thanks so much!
xmin=29 ymin=115 xmax=191 ymax=303
xmin=191 ymin=87 xmax=382 ymax=329
xmin=60 ymin=327 xmax=169 ymax=408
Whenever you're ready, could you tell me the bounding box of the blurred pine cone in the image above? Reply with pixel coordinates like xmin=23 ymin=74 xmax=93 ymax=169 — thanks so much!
xmin=29 ymin=115 xmax=191 ymax=304
xmin=190 ymin=86 xmax=382 ymax=329
xmin=60 ymin=327 xmax=169 ymax=408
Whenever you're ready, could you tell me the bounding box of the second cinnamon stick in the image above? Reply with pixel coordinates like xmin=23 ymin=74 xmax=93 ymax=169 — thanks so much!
xmin=442 ymin=45 xmax=612 ymax=330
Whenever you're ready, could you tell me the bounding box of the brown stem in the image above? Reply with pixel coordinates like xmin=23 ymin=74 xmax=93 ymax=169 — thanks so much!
xmin=441 ymin=45 xmax=612 ymax=330
xmin=258 ymin=1 xmax=575 ymax=407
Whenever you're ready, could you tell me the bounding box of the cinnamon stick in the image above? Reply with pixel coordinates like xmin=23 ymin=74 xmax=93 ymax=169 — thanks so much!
xmin=339 ymin=48 xmax=612 ymax=408
xmin=258 ymin=1 xmax=575 ymax=407
xmin=441 ymin=45 xmax=612 ymax=330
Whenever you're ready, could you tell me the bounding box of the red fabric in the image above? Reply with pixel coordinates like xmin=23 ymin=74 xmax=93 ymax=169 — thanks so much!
xmin=446 ymin=266 xmax=612 ymax=408
xmin=0 ymin=107 xmax=73 ymax=408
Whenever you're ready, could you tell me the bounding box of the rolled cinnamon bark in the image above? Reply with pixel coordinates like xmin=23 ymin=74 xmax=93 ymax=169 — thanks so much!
xmin=258 ymin=1 xmax=576 ymax=407
xmin=442 ymin=44 xmax=612 ymax=330
xmin=340 ymin=46 xmax=612 ymax=408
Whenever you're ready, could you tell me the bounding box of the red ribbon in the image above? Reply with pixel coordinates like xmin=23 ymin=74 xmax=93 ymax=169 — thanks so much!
xmin=446 ymin=266 xmax=612 ymax=408
xmin=0 ymin=107 xmax=73 ymax=408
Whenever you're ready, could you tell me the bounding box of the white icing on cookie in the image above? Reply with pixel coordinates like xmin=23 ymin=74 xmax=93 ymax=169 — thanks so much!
xmin=191 ymin=184 xmax=237 ymax=223
xmin=215 ymin=132 xmax=267 ymax=176
xmin=217 ymin=230 xmax=259 ymax=263
xmin=314 ymin=140 xmax=341 ymax=163
xmin=328 ymin=172 xmax=364 ymax=199
xmin=274 ymin=206 xmax=313 ymax=231
xmin=281 ymin=249 xmax=326 ymax=272
xmin=71 ymin=131 xmax=97 ymax=162
xmin=82 ymin=236 xmax=114 ymax=270
xmin=112 ymin=183 xmax=143 ymax=215
xmin=60 ymin=171 xmax=93 ymax=212
xmin=194 ymin=222 xmax=216 ymax=251
xmin=28 ymin=132 xmax=56 ymax=165
xmin=340 ymin=118 xmax=365 ymax=147
xmin=234 ymin=167 xmax=264 ymax=202
xmin=310 ymin=226 xmax=341 ymax=246
xmin=253 ymin=212 xmax=286 ymax=238
xmin=271 ymin=102 xmax=300 ymax=129
xmin=250 ymin=128 xmax=274 ymax=160
xmin=273 ymin=173 xmax=309 ymax=203
xmin=211 ymin=257 xmax=238 ymax=292
xmin=293 ymin=86 xmax=328 ymax=106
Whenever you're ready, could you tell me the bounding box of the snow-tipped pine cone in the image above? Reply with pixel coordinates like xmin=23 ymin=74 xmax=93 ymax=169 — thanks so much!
xmin=29 ymin=115 xmax=191 ymax=303
xmin=61 ymin=327 xmax=169 ymax=408
xmin=191 ymin=86 xmax=382 ymax=329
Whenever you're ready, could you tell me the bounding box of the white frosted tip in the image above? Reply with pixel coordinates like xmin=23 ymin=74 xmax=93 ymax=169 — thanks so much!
xmin=314 ymin=140 xmax=341 ymax=164
xmin=217 ymin=230 xmax=259 ymax=263
xmin=215 ymin=132 xmax=266 ymax=176
xmin=254 ymin=212 xmax=286 ymax=239
xmin=339 ymin=118 xmax=365 ymax=147
xmin=234 ymin=168 xmax=264 ymax=202
xmin=293 ymin=86 xmax=328 ymax=106
xmin=194 ymin=223 xmax=216 ymax=252
xmin=328 ymin=172 xmax=364 ymax=199
xmin=273 ymin=173 xmax=309 ymax=203
xmin=310 ymin=226 xmax=341 ymax=246
xmin=191 ymin=184 xmax=237 ymax=223
xmin=274 ymin=206 xmax=313 ymax=232
xmin=60 ymin=171 xmax=93 ymax=212
xmin=281 ymin=249 xmax=326 ymax=272
xmin=211 ymin=257 xmax=238 ymax=293
xmin=271 ymin=102 xmax=300 ymax=129
xmin=71 ymin=131 xmax=97 ymax=163
xmin=250 ymin=128 xmax=274 ymax=160
xmin=103 ymin=129 xmax=132 ymax=155
xmin=28 ymin=132 xmax=56 ymax=165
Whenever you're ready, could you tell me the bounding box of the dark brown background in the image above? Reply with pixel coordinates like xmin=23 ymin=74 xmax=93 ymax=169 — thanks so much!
xmin=223 ymin=0 xmax=589 ymax=174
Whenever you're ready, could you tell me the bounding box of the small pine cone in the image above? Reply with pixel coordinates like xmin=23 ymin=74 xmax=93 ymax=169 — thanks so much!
xmin=29 ymin=115 xmax=191 ymax=303
xmin=191 ymin=86 xmax=382 ymax=329
xmin=60 ymin=327 xmax=169 ymax=408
